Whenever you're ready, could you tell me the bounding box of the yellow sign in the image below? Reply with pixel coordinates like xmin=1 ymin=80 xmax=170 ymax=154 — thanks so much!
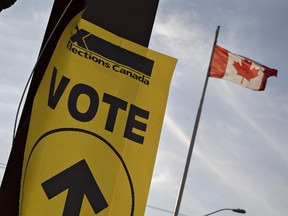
xmin=20 ymin=12 xmax=176 ymax=216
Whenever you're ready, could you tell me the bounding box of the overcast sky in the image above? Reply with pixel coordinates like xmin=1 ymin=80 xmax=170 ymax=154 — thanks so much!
xmin=1 ymin=0 xmax=287 ymax=216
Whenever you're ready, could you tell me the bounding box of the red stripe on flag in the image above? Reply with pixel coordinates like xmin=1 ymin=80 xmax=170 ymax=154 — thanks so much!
xmin=210 ymin=45 xmax=229 ymax=78
xmin=259 ymin=66 xmax=278 ymax=91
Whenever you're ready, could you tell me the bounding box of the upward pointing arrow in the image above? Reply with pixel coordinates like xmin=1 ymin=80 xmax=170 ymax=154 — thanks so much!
xmin=42 ymin=159 xmax=108 ymax=216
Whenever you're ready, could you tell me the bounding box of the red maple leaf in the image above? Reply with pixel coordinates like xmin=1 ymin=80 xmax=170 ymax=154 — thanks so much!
xmin=233 ymin=59 xmax=260 ymax=84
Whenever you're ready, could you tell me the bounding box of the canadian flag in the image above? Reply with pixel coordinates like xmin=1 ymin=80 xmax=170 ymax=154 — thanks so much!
xmin=210 ymin=45 xmax=278 ymax=91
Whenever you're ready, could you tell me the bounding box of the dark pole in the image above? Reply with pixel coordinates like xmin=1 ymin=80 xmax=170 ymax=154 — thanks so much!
xmin=0 ymin=0 xmax=17 ymax=12
xmin=173 ymin=25 xmax=220 ymax=216
xmin=0 ymin=0 xmax=160 ymax=215
xmin=204 ymin=208 xmax=246 ymax=216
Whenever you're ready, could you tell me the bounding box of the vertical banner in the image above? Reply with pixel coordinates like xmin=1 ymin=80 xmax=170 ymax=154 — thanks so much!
xmin=0 ymin=0 xmax=165 ymax=215
xmin=0 ymin=0 xmax=177 ymax=215
xmin=19 ymin=13 xmax=176 ymax=215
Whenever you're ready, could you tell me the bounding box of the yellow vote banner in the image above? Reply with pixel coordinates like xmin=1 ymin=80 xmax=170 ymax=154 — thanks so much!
xmin=20 ymin=12 xmax=176 ymax=216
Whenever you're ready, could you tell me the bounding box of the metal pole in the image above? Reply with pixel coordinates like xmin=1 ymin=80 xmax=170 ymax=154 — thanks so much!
xmin=204 ymin=208 xmax=246 ymax=216
xmin=173 ymin=25 xmax=220 ymax=216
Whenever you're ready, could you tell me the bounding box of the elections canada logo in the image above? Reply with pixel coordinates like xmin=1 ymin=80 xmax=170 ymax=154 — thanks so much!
xmin=67 ymin=26 xmax=154 ymax=85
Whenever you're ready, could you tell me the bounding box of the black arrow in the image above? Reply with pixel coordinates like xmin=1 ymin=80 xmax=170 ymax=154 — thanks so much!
xmin=42 ymin=159 xmax=108 ymax=216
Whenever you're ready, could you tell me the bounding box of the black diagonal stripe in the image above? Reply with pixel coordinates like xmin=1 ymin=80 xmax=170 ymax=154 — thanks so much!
xmin=80 ymin=33 xmax=154 ymax=76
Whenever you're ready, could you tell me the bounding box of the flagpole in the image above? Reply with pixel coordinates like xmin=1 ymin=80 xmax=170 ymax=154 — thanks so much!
xmin=173 ymin=25 xmax=220 ymax=216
